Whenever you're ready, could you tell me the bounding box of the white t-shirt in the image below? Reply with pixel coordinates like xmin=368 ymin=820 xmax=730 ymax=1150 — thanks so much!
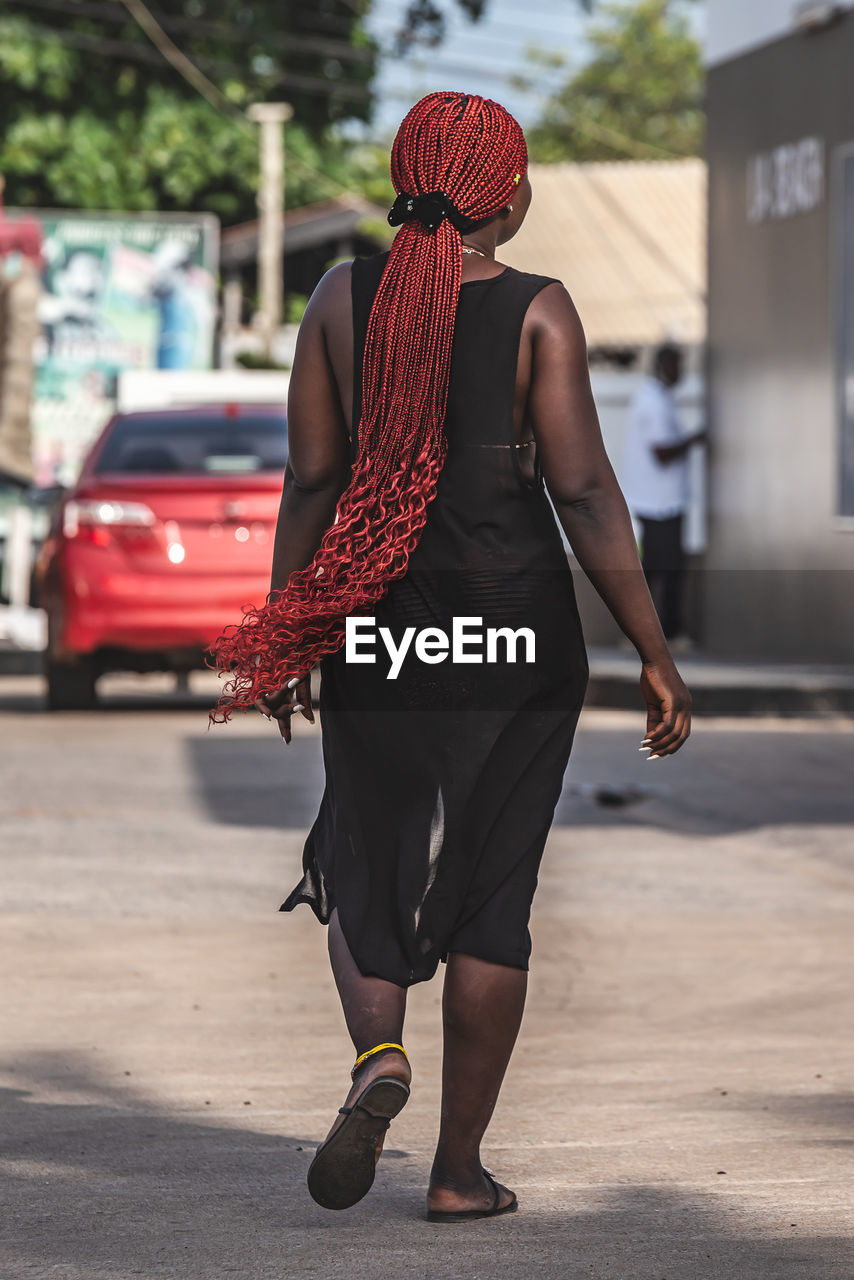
xmin=621 ymin=376 xmax=689 ymax=519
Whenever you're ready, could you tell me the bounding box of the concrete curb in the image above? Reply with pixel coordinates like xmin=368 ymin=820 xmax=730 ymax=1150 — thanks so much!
xmin=587 ymin=647 xmax=854 ymax=718
xmin=0 ymin=648 xmax=42 ymax=676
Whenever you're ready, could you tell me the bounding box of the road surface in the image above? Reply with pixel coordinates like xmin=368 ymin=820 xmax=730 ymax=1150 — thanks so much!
xmin=2 ymin=672 xmax=853 ymax=1278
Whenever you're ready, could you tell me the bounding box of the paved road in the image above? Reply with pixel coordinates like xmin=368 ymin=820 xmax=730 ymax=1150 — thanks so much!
xmin=2 ymin=672 xmax=854 ymax=1279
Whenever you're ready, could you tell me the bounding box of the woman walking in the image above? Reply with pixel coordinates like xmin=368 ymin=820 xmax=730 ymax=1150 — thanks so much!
xmin=214 ymin=91 xmax=692 ymax=1221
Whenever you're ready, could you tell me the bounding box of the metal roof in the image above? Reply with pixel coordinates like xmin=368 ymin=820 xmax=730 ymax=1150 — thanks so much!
xmin=220 ymin=194 xmax=389 ymax=269
xmin=500 ymin=159 xmax=707 ymax=348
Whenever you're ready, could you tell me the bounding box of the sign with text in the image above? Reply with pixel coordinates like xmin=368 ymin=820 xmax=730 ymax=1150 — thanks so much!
xmin=747 ymin=136 xmax=825 ymax=223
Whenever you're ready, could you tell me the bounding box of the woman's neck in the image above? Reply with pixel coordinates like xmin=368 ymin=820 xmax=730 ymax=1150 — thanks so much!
xmin=460 ymin=237 xmax=503 ymax=283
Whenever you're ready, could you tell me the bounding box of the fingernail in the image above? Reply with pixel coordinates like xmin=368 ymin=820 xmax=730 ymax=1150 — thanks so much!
xmin=641 ymin=738 xmax=652 ymax=745
xmin=647 ymin=754 xmax=661 ymax=761
xmin=638 ymin=746 xmax=651 ymax=752
xmin=292 ymin=703 xmax=304 ymax=713
xmin=287 ymin=677 xmax=299 ymax=689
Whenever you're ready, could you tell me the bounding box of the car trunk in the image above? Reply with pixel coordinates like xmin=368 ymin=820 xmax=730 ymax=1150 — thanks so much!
xmin=76 ymin=475 xmax=282 ymax=575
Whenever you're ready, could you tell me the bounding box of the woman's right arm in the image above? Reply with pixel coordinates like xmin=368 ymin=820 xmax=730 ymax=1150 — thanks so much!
xmin=527 ymin=283 xmax=692 ymax=758
xmin=259 ymin=264 xmax=352 ymax=739
xmin=269 ymin=263 xmax=353 ymax=599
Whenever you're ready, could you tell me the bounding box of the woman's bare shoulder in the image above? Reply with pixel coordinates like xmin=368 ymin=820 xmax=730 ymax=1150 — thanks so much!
xmin=306 ymin=260 xmax=353 ymax=322
xmin=524 ymin=279 xmax=587 ymax=356
xmin=527 ymin=278 xmax=579 ymax=323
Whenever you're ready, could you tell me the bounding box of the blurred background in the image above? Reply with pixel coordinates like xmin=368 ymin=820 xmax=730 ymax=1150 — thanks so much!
xmin=0 ymin=0 xmax=851 ymax=709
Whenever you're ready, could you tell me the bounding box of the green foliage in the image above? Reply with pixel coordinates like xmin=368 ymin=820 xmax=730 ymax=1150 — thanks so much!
xmin=283 ymin=293 xmax=311 ymax=325
xmin=528 ymin=0 xmax=704 ymax=163
xmin=0 ymin=3 xmax=378 ymax=128
xmin=0 ymin=3 xmax=384 ymax=222
xmin=235 ymin=350 xmax=291 ymax=371
xmin=3 ymin=90 xmax=257 ymax=215
xmin=0 ymin=16 xmax=76 ymax=98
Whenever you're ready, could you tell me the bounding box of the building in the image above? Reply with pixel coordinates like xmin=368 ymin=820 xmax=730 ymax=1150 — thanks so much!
xmin=496 ymin=160 xmax=707 ymax=644
xmin=220 ymin=193 xmax=391 ymax=325
xmin=222 ymin=163 xmax=707 ymax=360
xmin=502 ymin=159 xmax=707 ymax=360
xmin=706 ymin=0 xmax=854 ymax=662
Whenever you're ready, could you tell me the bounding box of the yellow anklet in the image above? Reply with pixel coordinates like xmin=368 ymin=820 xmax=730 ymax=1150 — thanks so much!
xmin=351 ymin=1042 xmax=408 ymax=1080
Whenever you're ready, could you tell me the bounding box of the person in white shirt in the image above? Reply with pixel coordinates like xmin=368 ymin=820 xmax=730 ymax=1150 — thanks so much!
xmin=622 ymin=344 xmax=706 ymax=639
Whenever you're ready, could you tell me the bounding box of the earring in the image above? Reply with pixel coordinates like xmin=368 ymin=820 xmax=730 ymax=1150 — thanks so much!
xmin=508 ymin=204 xmax=514 ymax=213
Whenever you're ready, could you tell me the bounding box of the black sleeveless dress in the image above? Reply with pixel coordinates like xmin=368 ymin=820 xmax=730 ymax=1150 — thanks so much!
xmin=281 ymin=250 xmax=588 ymax=987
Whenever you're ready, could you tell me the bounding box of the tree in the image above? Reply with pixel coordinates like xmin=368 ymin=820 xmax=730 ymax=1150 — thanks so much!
xmin=527 ymin=0 xmax=704 ymax=163
xmin=0 ymin=2 xmax=378 ymax=132
xmin=0 ymin=2 xmax=383 ymax=222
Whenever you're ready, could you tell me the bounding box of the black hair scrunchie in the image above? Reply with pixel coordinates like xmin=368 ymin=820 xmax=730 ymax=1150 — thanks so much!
xmin=387 ymin=190 xmax=482 ymax=234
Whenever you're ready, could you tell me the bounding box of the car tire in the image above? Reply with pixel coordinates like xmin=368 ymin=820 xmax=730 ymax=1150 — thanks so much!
xmin=45 ymin=655 xmax=98 ymax=711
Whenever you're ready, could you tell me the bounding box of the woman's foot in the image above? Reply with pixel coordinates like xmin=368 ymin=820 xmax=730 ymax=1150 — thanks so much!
xmin=306 ymin=1048 xmax=411 ymax=1210
xmin=427 ymin=1165 xmax=516 ymax=1216
xmin=322 ymin=1047 xmax=411 ymax=1162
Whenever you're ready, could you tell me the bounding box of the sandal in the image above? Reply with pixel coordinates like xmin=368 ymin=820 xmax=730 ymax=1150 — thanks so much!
xmin=306 ymin=1043 xmax=410 ymax=1211
xmin=426 ymin=1167 xmax=518 ymax=1223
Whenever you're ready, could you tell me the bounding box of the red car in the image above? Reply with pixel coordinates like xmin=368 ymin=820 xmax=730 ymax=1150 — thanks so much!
xmin=36 ymin=403 xmax=287 ymax=709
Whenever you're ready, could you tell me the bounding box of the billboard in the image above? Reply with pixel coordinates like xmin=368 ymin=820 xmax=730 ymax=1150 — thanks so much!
xmin=7 ymin=209 xmax=219 ymax=485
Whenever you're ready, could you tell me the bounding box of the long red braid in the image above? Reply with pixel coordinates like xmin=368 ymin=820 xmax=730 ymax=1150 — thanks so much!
xmin=211 ymin=91 xmax=528 ymax=719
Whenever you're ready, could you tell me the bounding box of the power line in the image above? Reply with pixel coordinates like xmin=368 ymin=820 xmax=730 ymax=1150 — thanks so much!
xmin=368 ymin=18 xmax=579 ymax=49
xmin=378 ymin=51 xmax=564 ymax=85
xmin=4 ymin=0 xmax=376 ymax=64
xmin=12 ymin=21 xmax=166 ymax=68
xmin=554 ymin=115 xmax=690 ymax=161
xmin=366 ymin=6 xmax=585 ymax=38
xmin=369 ymin=16 xmax=578 ymax=38
xmin=9 ymin=17 xmax=372 ymax=103
xmin=143 ymin=9 xmax=375 ymax=63
xmin=117 ymin=0 xmax=238 ymax=119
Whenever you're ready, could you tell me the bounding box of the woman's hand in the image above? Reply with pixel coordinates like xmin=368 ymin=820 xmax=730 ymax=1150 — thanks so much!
xmin=254 ymin=675 xmax=315 ymax=744
xmin=639 ymin=658 xmax=692 ymax=758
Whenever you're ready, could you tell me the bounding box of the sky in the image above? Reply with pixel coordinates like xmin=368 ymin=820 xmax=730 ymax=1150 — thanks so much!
xmin=355 ymin=0 xmax=707 ymax=142
xmin=356 ymin=0 xmax=594 ymax=140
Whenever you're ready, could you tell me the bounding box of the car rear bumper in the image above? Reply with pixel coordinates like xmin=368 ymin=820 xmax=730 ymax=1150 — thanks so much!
xmin=54 ymin=571 xmax=271 ymax=657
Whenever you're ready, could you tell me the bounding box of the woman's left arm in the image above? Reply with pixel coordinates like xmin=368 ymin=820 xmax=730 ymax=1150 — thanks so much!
xmin=526 ymin=282 xmax=692 ymax=758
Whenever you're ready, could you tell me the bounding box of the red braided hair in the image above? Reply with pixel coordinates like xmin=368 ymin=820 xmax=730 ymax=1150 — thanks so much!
xmin=211 ymin=91 xmax=528 ymax=719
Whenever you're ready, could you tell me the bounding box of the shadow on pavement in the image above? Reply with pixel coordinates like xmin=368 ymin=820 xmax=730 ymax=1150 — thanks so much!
xmin=186 ymin=732 xmax=325 ymax=830
xmin=185 ymin=724 xmax=854 ymax=838
xmin=730 ymin=1088 xmax=854 ymax=1141
xmin=0 ymin=1053 xmax=848 ymax=1279
xmin=4 ymin=671 xmax=853 ymax=838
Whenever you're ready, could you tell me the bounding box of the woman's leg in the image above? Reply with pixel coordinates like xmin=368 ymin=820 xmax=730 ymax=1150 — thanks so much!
xmin=328 ymin=907 xmax=408 ymax=1054
xmin=326 ymin=909 xmax=411 ymax=1140
xmin=428 ymin=952 xmax=527 ymax=1212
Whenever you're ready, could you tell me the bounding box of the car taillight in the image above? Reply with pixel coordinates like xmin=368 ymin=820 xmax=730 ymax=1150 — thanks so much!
xmin=63 ymin=499 xmax=157 ymax=546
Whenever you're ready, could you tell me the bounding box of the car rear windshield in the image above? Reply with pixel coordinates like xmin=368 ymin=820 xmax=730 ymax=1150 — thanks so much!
xmin=95 ymin=415 xmax=288 ymax=476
